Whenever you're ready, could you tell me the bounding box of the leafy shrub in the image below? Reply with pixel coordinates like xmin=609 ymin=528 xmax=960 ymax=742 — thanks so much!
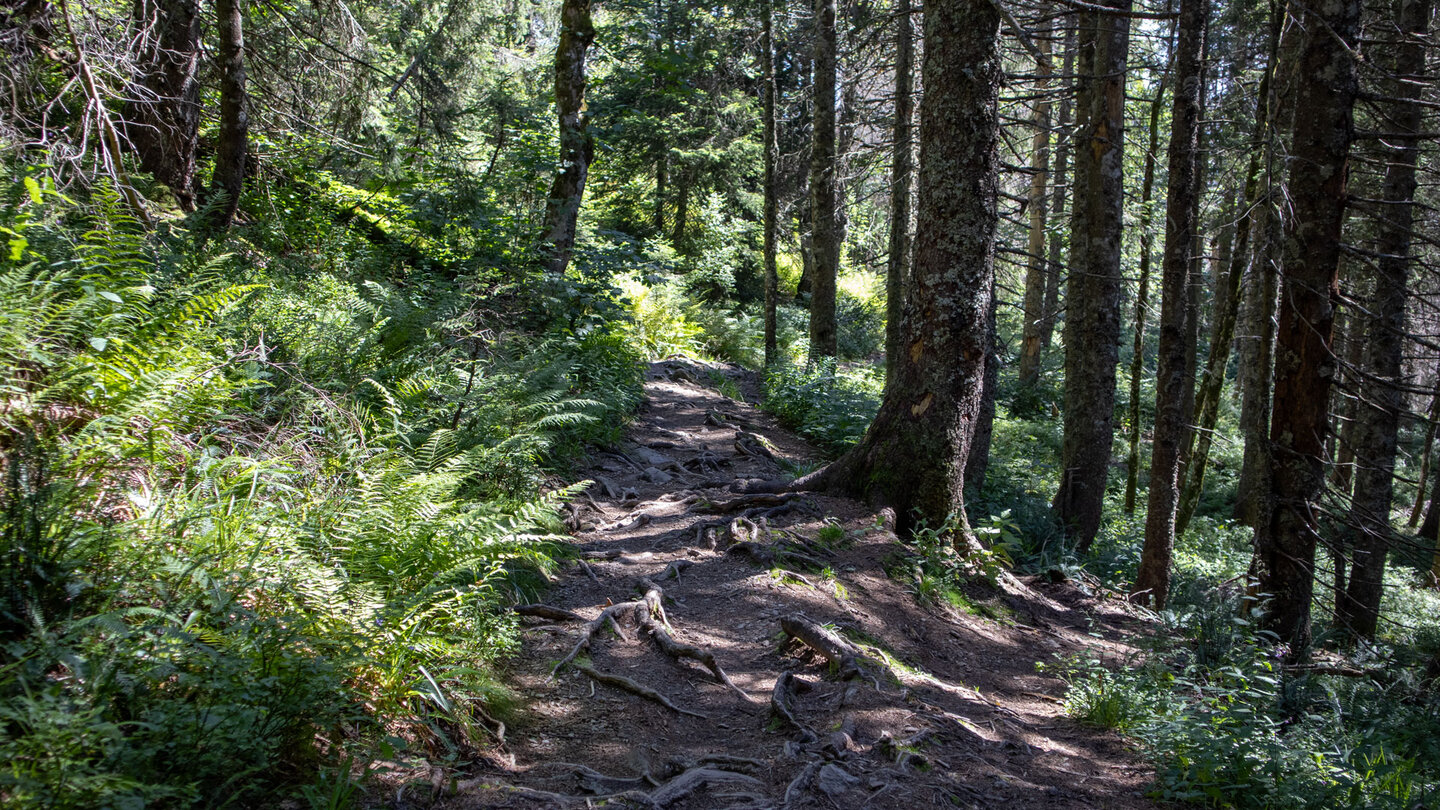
xmin=761 ymin=358 xmax=881 ymax=456
xmin=835 ymin=275 xmax=884 ymax=361
xmin=0 ymin=180 xmax=641 ymax=805
xmin=1048 ymin=585 xmax=1440 ymax=809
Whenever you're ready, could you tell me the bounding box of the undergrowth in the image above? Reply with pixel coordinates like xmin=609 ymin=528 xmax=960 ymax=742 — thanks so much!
xmin=0 ymin=180 xmax=643 ymax=806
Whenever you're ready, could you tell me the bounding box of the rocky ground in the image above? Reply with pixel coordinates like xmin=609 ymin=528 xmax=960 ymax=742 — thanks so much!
xmin=440 ymin=358 xmax=1162 ymax=809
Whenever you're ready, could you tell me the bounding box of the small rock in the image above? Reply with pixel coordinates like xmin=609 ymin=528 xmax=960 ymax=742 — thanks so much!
xmin=635 ymin=447 xmax=675 ymax=467
xmin=825 ymin=731 xmax=859 ymax=755
xmin=816 ymin=763 xmax=860 ymax=798
xmin=643 ymin=467 xmax=673 ymax=484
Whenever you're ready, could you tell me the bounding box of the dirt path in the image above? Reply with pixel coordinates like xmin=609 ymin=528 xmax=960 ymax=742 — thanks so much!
xmin=445 ymin=359 xmax=1161 ymax=809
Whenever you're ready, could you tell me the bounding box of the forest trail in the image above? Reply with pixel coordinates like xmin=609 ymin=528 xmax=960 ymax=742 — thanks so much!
xmin=445 ymin=359 xmax=1160 ymax=809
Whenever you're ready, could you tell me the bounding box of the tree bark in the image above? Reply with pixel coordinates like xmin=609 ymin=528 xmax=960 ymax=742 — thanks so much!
xmin=807 ymin=0 xmax=839 ymax=360
xmin=1175 ymin=15 xmax=1282 ymax=534
xmin=796 ymin=0 xmax=1000 ymax=539
xmin=884 ymin=0 xmax=914 ymax=386
xmin=1054 ymin=0 xmax=1132 ymax=552
xmin=209 ymin=0 xmax=247 ymax=229
xmin=1134 ymin=0 xmax=1206 ymax=609
xmin=1123 ymin=68 xmax=1171 ymax=514
xmin=1338 ymin=0 xmax=1429 ymax=639
xmin=126 ymin=0 xmax=202 ymax=209
xmin=538 ymin=0 xmax=595 ymax=274
xmin=1017 ymin=11 xmax=1054 ymax=388
xmin=1040 ymin=21 xmax=1077 ymax=355
xmin=763 ymin=0 xmax=780 ymax=368
xmin=1235 ymin=9 xmax=1299 ymax=527
xmin=1252 ymin=0 xmax=1363 ymax=657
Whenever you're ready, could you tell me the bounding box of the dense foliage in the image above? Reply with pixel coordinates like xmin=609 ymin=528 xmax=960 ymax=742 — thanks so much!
xmin=3 ymin=0 xmax=1440 ymax=804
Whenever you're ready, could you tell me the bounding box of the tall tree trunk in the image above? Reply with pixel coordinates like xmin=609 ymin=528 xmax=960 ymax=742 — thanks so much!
xmin=1339 ymin=0 xmax=1429 ymax=638
xmin=538 ymin=0 xmax=595 ymax=274
xmin=1330 ymin=303 xmax=1366 ymax=496
xmin=1252 ymin=0 xmax=1363 ymax=657
xmin=763 ymin=1 xmax=780 ymax=368
xmin=1017 ymin=11 xmax=1054 ymax=388
xmin=1040 ymin=21 xmax=1077 ymax=355
xmin=797 ymin=0 xmax=1000 ymax=538
xmin=1135 ymin=0 xmax=1207 ymax=609
xmin=126 ymin=0 xmax=202 ymax=209
xmin=808 ymin=0 xmax=839 ymax=360
xmin=1175 ymin=17 xmax=1280 ymax=533
xmin=1054 ymin=0 xmax=1132 ymax=552
xmin=1123 ymin=69 xmax=1171 ymax=514
xmin=1235 ymin=8 xmax=1296 ymax=527
xmin=209 ymin=0 xmax=247 ymax=229
xmin=884 ymin=0 xmax=914 ymax=386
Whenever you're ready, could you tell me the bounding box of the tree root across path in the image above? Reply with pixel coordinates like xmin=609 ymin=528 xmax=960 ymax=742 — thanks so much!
xmin=780 ymin=612 xmax=886 ymax=688
xmin=572 ymin=663 xmax=708 ymax=719
xmin=534 ymin=569 xmax=754 ymax=720
xmin=461 ymin=760 xmax=769 ymax=809
xmin=770 ymin=671 xmax=819 ymax=743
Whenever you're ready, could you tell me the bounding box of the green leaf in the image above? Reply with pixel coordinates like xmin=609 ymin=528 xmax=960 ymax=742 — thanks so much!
xmin=23 ymin=176 xmax=42 ymax=205
xmin=98 ymin=290 xmax=123 ymax=303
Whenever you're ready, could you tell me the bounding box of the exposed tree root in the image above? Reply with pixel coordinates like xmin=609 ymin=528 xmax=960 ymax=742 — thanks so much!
xmin=580 ymin=548 xmax=626 ymax=560
xmin=648 ymin=767 xmax=767 ymax=807
xmin=780 ymin=613 xmax=883 ymax=686
xmin=539 ymin=761 xmax=655 ymax=792
xmin=637 ymin=596 xmax=756 ymax=704
xmin=699 ymin=493 xmax=797 ymax=514
xmin=658 ymin=559 xmax=693 ymax=582
xmin=514 ymin=604 xmax=585 ymax=622
xmin=573 ymin=663 xmax=708 ymax=719
xmin=770 ymin=671 xmax=818 ymax=742
xmin=783 ymin=760 xmax=822 ymax=807
xmin=727 ymin=539 xmax=827 ymax=572
xmin=734 ymin=430 xmax=780 ymax=461
xmin=552 ymin=599 xmax=646 ymax=676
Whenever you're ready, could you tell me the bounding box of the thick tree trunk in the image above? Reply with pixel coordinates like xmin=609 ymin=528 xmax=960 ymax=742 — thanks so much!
xmin=1134 ymin=0 xmax=1206 ymax=609
xmin=1252 ymin=0 xmax=1363 ymax=657
xmin=807 ymin=0 xmax=839 ymax=360
xmin=799 ymin=0 xmax=1000 ymax=538
xmin=1339 ymin=0 xmax=1429 ymax=638
xmin=884 ymin=0 xmax=914 ymax=386
xmin=1236 ymin=10 xmax=1301 ymax=527
xmin=763 ymin=2 xmax=780 ymax=368
xmin=1017 ymin=12 xmax=1054 ymax=388
xmin=538 ymin=0 xmax=595 ymax=274
xmin=1040 ymin=21 xmax=1077 ymax=355
xmin=1054 ymin=0 xmax=1132 ymax=552
xmin=126 ymin=0 xmax=202 ymax=209
xmin=1123 ymin=70 xmax=1171 ymax=514
xmin=210 ymin=0 xmax=247 ymax=229
xmin=1175 ymin=18 xmax=1281 ymax=534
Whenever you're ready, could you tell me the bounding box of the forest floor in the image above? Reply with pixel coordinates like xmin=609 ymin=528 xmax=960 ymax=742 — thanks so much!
xmin=440 ymin=359 xmax=1164 ymax=809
